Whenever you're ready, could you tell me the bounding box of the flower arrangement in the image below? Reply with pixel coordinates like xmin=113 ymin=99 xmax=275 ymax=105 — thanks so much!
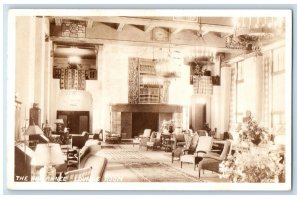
xmin=239 ymin=113 xmax=270 ymax=145
xmin=219 ymin=148 xmax=284 ymax=183
xmin=161 ymin=120 xmax=175 ymax=134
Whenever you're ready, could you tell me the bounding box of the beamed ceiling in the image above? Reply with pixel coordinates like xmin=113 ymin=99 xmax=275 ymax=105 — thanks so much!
xmin=49 ymin=16 xmax=285 ymax=59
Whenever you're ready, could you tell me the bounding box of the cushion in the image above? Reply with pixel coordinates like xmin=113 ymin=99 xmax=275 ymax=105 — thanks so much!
xmin=156 ymin=132 xmax=162 ymax=139
xmin=180 ymin=154 xmax=195 ymax=163
xmin=195 ymin=136 xmax=213 ymax=153
xmin=85 ymin=139 xmax=101 ymax=147
xmin=142 ymin=129 xmax=151 ymax=137
xmin=175 ymin=134 xmax=185 ymax=142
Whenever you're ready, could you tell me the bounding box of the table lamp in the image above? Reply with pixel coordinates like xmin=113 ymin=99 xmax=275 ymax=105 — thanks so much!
xmin=31 ymin=143 xmax=65 ymax=182
xmin=55 ymin=119 xmax=64 ymax=133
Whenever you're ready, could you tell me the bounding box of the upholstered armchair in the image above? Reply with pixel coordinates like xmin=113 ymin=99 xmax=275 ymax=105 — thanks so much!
xmin=180 ymin=136 xmax=213 ymax=170
xmin=139 ymin=129 xmax=152 ymax=149
xmin=198 ymin=140 xmax=231 ymax=178
xmin=71 ymin=131 xmax=89 ymax=149
xmin=173 ymin=133 xmax=186 ymax=150
xmin=196 ymin=130 xmax=208 ymax=136
xmin=149 ymin=131 xmax=162 ymax=149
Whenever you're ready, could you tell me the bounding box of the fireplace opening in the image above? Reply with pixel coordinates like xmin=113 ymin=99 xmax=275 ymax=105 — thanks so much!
xmin=132 ymin=112 xmax=159 ymax=138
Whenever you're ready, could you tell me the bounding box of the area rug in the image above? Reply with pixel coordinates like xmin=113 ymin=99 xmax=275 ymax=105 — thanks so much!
xmin=96 ymin=148 xmax=148 ymax=162
xmin=123 ymin=162 xmax=203 ymax=182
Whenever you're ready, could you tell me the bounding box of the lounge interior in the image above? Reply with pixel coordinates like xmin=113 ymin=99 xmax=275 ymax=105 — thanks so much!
xmin=13 ymin=13 xmax=289 ymax=184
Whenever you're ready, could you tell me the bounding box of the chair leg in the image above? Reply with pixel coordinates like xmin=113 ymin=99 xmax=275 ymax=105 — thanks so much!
xmin=180 ymin=161 xmax=182 ymax=168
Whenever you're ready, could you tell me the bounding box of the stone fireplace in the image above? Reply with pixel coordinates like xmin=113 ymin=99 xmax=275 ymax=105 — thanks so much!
xmin=110 ymin=104 xmax=183 ymax=138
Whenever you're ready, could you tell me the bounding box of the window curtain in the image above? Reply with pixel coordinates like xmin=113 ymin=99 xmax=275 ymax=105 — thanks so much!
xmin=60 ymin=69 xmax=85 ymax=90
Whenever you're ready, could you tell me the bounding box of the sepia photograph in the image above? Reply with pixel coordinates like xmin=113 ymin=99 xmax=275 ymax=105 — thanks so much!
xmin=6 ymin=8 xmax=293 ymax=191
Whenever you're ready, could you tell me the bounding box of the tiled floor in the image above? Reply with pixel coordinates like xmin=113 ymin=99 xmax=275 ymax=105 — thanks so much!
xmin=97 ymin=144 xmax=227 ymax=183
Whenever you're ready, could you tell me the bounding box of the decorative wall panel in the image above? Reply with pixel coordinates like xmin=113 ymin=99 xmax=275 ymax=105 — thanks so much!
xmin=128 ymin=58 xmax=139 ymax=104
xmin=60 ymin=69 xmax=86 ymax=90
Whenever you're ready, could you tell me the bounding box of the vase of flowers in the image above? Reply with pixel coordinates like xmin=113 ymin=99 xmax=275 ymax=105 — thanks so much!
xmin=219 ymin=149 xmax=284 ymax=183
xmin=161 ymin=120 xmax=175 ymax=134
xmin=239 ymin=112 xmax=269 ymax=146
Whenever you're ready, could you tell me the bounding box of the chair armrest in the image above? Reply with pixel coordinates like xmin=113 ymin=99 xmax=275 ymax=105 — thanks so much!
xmin=196 ymin=150 xmax=208 ymax=156
xmin=183 ymin=149 xmax=191 ymax=155
xmin=202 ymin=155 xmax=223 ymax=161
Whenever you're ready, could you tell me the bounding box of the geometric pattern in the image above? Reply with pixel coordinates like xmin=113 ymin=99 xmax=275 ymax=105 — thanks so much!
xmin=128 ymin=58 xmax=140 ymax=104
xmin=60 ymin=69 xmax=85 ymax=90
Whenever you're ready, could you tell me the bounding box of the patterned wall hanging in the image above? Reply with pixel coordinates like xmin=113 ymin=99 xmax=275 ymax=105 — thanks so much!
xmin=60 ymin=69 xmax=86 ymax=90
xmin=62 ymin=20 xmax=86 ymax=38
xmin=128 ymin=58 xmax=139 ymax=104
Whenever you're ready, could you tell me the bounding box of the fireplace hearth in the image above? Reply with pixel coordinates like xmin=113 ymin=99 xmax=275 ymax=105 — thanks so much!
xmin=110 ymin=104 xmax=182 ymax=139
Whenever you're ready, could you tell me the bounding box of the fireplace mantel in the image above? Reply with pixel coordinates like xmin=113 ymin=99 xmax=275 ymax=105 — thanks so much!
xmin=110 ymin=103 xmax=182 ymax=113
xmin=110 ymin=104 xmax=183 ymax=139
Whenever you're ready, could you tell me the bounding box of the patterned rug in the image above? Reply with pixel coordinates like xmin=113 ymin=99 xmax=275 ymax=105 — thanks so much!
xmin=123 ymin=162 xmax=203 ymax=182
xmin=95 ymin=147 xmax=148 ymax=162
xmin=96 ymin=147 xmax=203 ymax=182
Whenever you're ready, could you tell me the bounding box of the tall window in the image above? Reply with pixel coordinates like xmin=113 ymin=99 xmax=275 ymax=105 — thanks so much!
xmin=236 ymin=61 xmax=244 ymax=122
xmin=271 ymin=47 xmax=285 ymax=127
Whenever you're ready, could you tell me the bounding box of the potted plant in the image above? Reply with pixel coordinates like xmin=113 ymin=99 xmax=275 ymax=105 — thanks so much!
xmin=219 ymin=148 xmax=284 ymax=183
xmin=239 ymin=112 xmax=270 ymax=146
xmin=161 ymin=120 xmax=175 ymax=134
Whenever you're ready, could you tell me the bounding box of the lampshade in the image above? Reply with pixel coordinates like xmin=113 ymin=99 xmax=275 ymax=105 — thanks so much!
xmin=31 ymin=143 xmax=65 ymax=166
xmin=24 ymin=125 xmax=43 ymax=135
xmin=55 ymin=119 xmax=64 ymax=124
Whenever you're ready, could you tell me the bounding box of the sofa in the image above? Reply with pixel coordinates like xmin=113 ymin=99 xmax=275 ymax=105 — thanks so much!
xmin=79 ymin=145 xmax=107 ymax=182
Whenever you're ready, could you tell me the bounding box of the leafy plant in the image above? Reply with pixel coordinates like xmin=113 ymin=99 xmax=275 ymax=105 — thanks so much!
xmin=219 ymin=149 xmax=284 ymax=183
xmin=239 ymin=113 xmax=270 ymax=145
xmin=161 ymin=120 xmax=175 ymax=133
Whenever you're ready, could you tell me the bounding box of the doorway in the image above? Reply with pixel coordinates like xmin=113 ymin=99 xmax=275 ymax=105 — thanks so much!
xmin=57 ymin=111 xmax=89 ymax=134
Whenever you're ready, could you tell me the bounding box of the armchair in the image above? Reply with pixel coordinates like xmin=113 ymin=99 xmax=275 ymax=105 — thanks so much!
xmin=173 ymin=133 xmax=186 ymax=149
xmin=180 ymin=136 xmax=213 ymax=170
xmin=71 ymin=131 xmax=89 ymax=149
xmin=198 ymin=140 xmax=231 ymax=178
xmin=148 ymin=131 xmax=162 ymax=150
xmin=139 ymin=129 xmax=152 ymax=149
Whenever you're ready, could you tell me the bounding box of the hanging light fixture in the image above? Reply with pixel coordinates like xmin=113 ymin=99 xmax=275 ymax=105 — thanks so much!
xmin=226 ymin=16 xmax=285 ymax=52
xmin=187 ymin=17 xmax=215 ymax=95
xmin=154 ymin=29 xmax=181 ymax=79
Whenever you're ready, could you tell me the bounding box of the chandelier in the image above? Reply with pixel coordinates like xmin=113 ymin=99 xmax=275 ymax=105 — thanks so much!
xmin=155 ymin=48 xmax=181 ymax=79
xmin=226 ymin=17 xmax=285 ymax=52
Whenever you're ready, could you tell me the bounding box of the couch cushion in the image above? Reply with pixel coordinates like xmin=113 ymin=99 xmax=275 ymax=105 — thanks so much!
xmin=175 ymin=134 xmax=185 ymax=142
xmin=81 ymin=155 xmax=107 ymax=182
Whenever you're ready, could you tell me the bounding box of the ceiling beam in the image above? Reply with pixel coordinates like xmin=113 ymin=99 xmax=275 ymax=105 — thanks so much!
xmin=117 ymin=23 xmax=125 ymax=31
xmin=54 ymin=18 xmax=62 ymax=26
xmin=50 ymin=36 xmax=244 ymax=54
xmin=171 ymin=28 xmax=183 ymax=36
xmin=53 ymin=16 xmax=234 ymax=34
xmin=87 ymin=20 xmax=94 ymax=28
xmin=144 ymin=24 xmax=155 ymax=33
